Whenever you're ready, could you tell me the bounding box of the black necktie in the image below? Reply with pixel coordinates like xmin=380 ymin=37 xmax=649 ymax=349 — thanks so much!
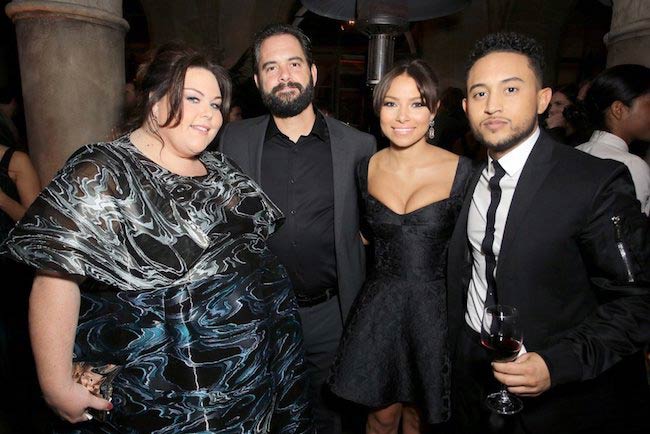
xmin=481 ymin=160 xmax=506 ymax=308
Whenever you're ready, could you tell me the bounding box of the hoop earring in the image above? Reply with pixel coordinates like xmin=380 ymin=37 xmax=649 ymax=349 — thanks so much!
xmin=427 ymin=119 xmax=435 ymax=140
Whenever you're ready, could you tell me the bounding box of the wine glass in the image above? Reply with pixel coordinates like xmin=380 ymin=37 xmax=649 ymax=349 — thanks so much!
xmin=480 ymin=304 xmax=524 ymax=415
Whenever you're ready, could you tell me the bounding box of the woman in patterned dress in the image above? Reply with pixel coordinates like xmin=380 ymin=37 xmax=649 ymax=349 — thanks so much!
xmin=1 ymin=42 xmax=312 ymax=434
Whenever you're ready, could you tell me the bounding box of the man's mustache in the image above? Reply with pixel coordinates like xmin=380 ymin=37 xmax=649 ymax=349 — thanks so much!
xmin=272 ymin=82 xmax=304 ymax=94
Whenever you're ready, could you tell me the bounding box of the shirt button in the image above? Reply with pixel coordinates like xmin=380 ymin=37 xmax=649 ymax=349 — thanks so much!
xmin=291 ymin=147 xmax=298 ymax=153
xmin=289 ymin=178 xmax=295 ymax=184
xmin=290 ymin=209 xmax=296 ymax=215
xmin=291 ymin=241 xmax=297 ymax=247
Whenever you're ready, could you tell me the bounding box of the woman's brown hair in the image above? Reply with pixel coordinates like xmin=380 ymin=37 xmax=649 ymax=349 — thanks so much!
xmin=122 ymin=42 xmax=232 ymax=136
xmin=372 ymin=58 xmax=439 ymax=115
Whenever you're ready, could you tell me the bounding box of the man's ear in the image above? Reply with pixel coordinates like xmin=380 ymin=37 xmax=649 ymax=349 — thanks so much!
xmin=462 ymin=98 xmax=467 ymax=114
xmin=253 ymin=74 xmax=259 ymax=89
xmin=537 ymin=87 xmax=552 ymax=114
xmin=311 ymin=64 xmax=318 ymax=86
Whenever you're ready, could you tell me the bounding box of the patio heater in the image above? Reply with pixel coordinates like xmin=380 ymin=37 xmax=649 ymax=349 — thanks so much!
xmin=300 ymin=0 xmax=470 ymax=86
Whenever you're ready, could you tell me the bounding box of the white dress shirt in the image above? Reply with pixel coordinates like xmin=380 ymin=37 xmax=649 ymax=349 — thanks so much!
xmin=577 ymin=130 xmax=650 ymax=216
xmin=465 ymin=128 xmax=540 ymax=332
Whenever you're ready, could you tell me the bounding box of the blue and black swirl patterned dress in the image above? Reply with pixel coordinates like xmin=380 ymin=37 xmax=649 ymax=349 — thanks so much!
xmin=1 ymin=135 xmax=312 ymax=434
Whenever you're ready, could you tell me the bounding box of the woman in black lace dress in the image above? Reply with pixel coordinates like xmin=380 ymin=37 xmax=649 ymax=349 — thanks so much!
xmin=329 ymin=59 xmax=472 ymax=434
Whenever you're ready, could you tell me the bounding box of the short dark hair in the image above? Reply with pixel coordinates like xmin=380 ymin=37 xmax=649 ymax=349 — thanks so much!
xmin=467 ymin=32 xmax=545 ymax=85
xmin=252 ymin=24 xmax=313 ymax=74
xmin=373 ymin=58 xmax=439 ymax=115
xmin=122 ymin=41 xmax=231 ymax=134
xmin=584 ymin=64 xmax=650 ymax=131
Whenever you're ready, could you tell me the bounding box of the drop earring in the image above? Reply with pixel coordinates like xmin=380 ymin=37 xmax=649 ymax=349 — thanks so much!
xmin=427 ymin=119 xmax=435 ymax=140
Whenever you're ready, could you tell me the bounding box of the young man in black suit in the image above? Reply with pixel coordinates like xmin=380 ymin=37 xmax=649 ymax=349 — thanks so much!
xmin=448 ymin=32 xmax=650 ymax=434
xmin=219 ymin=24 xmax=376 ymax=434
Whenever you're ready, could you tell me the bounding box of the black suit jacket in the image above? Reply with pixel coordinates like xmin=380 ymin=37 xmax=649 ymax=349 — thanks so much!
xmin=219 ymin=114 xmax=377 ymax=320
xmin=448 ymin=131 xmax=650 ymax=432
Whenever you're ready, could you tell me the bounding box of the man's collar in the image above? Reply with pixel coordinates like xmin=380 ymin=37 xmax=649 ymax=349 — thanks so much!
xmin=264 ymin=109 xmax=328 ymax=142
xmin=489 ymin=127 xmax=540 ymax=177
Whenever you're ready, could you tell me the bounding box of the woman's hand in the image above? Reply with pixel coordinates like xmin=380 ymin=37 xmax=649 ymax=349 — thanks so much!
xmin=44 ymin=380 xmax=113 ymax=423
xmin=29 ymin=273 xmax=110 ymax=424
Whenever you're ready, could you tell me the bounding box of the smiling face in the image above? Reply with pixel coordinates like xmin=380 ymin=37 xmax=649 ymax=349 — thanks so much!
xmin=153 ymin=67 xmax=223 ymax=157
xmin=254 ymin=34 xmax=317 ymax=118
xmin=463 ymin=51 xmax=551 ymax=159
xmin=380 ymin=73 xmax=435 ymax=149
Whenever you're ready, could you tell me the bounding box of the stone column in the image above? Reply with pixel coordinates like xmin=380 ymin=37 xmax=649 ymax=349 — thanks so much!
xmin=5 ymin=0 xmax=129 ymax=184
xmin=604 ymin=0 xmax=650 ymax=67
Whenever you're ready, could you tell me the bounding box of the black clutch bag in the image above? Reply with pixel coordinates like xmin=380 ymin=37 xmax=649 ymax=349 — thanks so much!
xmin=72 ymin=362 xmax=121 ymax=422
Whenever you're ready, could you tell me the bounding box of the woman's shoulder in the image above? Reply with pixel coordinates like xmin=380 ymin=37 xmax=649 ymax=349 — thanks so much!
xmin=55 ymin=136 xmax=135 ymax=181
xmin=357 ymin=149 xmax=380 ymax=180
xmin=429 ymin=145 xmax=461 ymax=163
xmin=68 ymin=135 xmax=131 ymax=161
xmin=365 ymin=147 xmax=390 ymax=168
xmin=5 ymin=148 xmax=36 ymax=173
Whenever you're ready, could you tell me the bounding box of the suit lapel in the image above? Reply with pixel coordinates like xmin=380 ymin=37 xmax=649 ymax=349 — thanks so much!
xmin=497 ymin=133 xmax=557 ymax=283
xmin=449 ymin=162 xmax=484 ymax=303
xmin=252 ymin=115 xmax=270 ymax=182
xmin=452 ymin=163 xmax=483 ymax=261
xmin=326 ymin=118 xmax=348 ymax=247
xmin=458 ymin=163 xmax=484 ymax=241
xmin=447 ymin=161 xmax=483 ymax=345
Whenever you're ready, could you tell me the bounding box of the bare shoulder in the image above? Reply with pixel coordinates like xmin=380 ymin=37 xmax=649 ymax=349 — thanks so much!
xmin=8 ymin=149 xmax=36 ymax=171
xmin=424 ymin=146 xmax=459 ymax=173
xmin=368 ymin=147 xmax=390 ymax=170
xmin=430 ymin=146 xmax=460 ymax=164
xmin=7 ymin=150 xmax=39 ymax=187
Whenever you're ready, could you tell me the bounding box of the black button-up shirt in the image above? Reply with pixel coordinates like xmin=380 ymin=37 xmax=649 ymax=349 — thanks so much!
xmin=261 ymin=112 xmax=337 ymax=298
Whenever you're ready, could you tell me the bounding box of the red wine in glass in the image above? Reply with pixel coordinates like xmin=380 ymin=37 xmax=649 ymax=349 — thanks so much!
xmin=480 ymin=304 xmax=524 ymax=415
xmin=481 ymin=335 xmax=522 ymax=362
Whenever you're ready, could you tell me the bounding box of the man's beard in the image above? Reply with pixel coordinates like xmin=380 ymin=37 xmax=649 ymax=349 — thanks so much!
xmin=471 ymin=114 xmax=537 ymax=155
xmin=261 ymin=77 xmax=314 ymax=118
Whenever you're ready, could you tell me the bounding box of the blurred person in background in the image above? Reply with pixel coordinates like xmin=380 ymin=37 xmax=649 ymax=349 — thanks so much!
xmin=544 ymin=84 xmax=590 ymax=147
xmin=0 ymin=84 xmax=42 ymax=434
xmin=577 ymin=64 xmax=650 ymax=215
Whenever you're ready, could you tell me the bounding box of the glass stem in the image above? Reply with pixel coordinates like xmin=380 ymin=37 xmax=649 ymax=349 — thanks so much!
xmin=499 ymin=383 xmax=510 ymax=400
